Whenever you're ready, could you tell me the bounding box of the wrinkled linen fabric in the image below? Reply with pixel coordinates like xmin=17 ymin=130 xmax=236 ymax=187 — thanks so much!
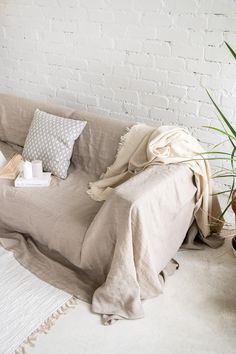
xmin=0 ymin=94 xmax=220 ymax=324
xmin=88 ymin=124 xmax=223 ymax=239
xmin=0 ymin=141 xmax=196 ymax=324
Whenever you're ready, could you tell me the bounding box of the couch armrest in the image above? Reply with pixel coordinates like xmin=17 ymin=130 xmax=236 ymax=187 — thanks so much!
xmin=83 ymin=163 xmax=196 ymax=321
xmin=81 ymin=165 xmax=196 ymax=321
xmin=113 ymin=163 xmax=196 ymax=208
xmin=84 ymin=163 xmax=196 ymax=277
xmin=108 ymin=163 xmax=197 ymax=270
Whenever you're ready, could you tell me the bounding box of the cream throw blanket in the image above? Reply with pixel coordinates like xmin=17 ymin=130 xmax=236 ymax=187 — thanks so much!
xmin=88 ymin=124 xmax=223 ymax=238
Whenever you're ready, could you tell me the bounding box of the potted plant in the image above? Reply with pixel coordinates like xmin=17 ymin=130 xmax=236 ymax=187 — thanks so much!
xmin=204 ymin=42 xmax=236 ymax=254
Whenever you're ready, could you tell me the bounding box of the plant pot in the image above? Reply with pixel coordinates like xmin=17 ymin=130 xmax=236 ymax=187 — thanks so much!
xmin=232 ymin=236 xmax=236 ymax=257
xmin=232 ymin=190 xmax=236 ymax=214
xmin=231 ymin=190 xmax=236 ymax=257
xmin=210 ymin=217 xmax=224 ymax=234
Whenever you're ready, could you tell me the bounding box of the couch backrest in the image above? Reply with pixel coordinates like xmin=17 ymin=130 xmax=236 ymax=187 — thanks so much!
xmin=0 ymin=94 xmax=132 ymax=177
xmin=70 ymin=111 xmax=132 ymax=177
xmin=0 ymin=94 xmax=74 ymax=147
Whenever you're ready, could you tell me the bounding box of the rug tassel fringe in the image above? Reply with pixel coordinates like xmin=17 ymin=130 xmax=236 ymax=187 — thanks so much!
xmin=14 ymin=296 xmax=79 ymax=354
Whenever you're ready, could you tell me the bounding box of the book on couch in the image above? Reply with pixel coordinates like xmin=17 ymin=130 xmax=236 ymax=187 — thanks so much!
xmin=14 ymin=172 xmax=51 ymax=188
xmin=0 ymin=151 xmax=22 ymax=180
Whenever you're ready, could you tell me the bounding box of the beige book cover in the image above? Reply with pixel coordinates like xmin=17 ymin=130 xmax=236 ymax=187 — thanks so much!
xmin=0 ymin=152 xmax=22 ymax=180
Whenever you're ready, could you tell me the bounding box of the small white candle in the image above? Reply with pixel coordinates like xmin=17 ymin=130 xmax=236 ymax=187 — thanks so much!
xmin=32 ymin=160 xmax=43 ymax=178
xmin=23 ymin=161 xmax=32 ymax=179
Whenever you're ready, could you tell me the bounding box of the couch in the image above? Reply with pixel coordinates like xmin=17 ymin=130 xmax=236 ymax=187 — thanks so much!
xmin=0 ymin=94 xmax=197 ymax=323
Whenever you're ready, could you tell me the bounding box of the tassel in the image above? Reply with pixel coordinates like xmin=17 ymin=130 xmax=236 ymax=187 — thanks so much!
xmin=14 ymin=296 xmax=79 ymax=354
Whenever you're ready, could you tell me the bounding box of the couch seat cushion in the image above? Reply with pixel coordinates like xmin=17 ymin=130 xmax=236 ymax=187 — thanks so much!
xmin=0 ymin=141 xmax=101 ymax=267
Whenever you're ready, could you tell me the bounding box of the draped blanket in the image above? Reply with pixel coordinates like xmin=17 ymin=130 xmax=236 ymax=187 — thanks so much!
xmin=88 ymin=124 xmax=223 ymax=238
xmin=0 ymin=125 xmax=223 ymax=325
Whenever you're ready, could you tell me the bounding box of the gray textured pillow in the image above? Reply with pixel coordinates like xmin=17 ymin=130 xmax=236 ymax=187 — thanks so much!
xmin=23 ymin=109 xmax=86 ymax=179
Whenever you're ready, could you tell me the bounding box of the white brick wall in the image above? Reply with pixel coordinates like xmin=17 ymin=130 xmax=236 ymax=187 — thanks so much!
xmin=0 ymin=0 xmax=236 ymax=185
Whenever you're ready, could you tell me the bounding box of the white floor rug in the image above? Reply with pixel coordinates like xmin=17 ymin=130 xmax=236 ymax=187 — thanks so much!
xmin=1 ymin=234 xmax=236 ymax=354
xmin=0 ymin=247 xmax=74 ymax=354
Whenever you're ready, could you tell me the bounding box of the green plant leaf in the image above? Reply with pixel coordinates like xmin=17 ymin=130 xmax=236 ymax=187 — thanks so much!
xmin=229 ymin=136 xmax=236 ymax=149
xmin=183 ymin=157 xmax=236 ymax=168
xmin=204 ymin=42 xmax=236 ymax=205
xmin=212 ymin=167 xmax=236 ymax=176
xmin=231 ymin=146 xmax=236 ymax=168
xmin=202 ymin=125 xmax=236 ymax=141
xmin=220 ymin=200 xmax=232 ymax=218
xmin=211 ymin=138 xmax=230 ymax=150
xmin=227 ymin=177 xmax=235 ymax=204
xmin=216 ymin=115 xmax=236 ymax=149
xmin=206 ymin=90 xmax=236 ymax=138
xmin=228 ymin=143 xmax=236 ymax=203
xmin=186 ymin=157 xmax=236 ymax=162
xmin=199 ymin=151 xmax=232 ymax=156
xmin=211 ymin=189 xmax=231 ymax=196
xmin=225 ymin=41 xmax=236 ymax=61
xmin=212 ymin=174 xmax=236 ymax=179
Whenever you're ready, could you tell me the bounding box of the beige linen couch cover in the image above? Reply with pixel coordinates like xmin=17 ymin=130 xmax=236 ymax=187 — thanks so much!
xmin=0 ymin=94 xmax=197 ymax=323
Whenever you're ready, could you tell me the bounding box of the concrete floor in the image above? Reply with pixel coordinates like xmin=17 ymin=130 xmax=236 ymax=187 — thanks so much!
xmin=28 ymin=236 xmax=236 ymax=354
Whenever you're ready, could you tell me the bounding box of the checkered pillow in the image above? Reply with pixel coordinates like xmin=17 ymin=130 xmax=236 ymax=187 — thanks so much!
xmin=23 ymin=109 xmax=86 ymax=179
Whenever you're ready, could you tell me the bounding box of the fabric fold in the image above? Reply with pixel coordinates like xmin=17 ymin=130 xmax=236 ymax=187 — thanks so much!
xmin=0 ymin=124 xmax=224 ymax=325
xmin=88 ymin=124 xmax=224 ymax=238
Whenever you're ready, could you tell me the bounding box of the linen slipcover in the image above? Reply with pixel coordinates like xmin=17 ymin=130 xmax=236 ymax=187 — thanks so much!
xmin=0 ymin=94 xmax=203 ymax=323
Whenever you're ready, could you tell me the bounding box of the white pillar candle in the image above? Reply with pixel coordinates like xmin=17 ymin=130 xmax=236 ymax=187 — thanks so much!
xmin=23 ymin=161 xmax=32 ymax=179
xmin=0 ymin=151 xmax=6 ymax=168
xmin=32 ymin=160 xmax=43 ymax=178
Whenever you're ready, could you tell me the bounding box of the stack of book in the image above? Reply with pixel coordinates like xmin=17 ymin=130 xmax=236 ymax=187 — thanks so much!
xmin=0 ymin=152 xmax=22 ymax=180
xmin=0 ymin=150 xmax=51 ymax=187
xmin=14 ymin=172 xmax=51 ymax=188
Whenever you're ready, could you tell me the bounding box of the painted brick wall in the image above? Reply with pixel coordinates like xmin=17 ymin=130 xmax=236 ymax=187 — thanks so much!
xmin=0 ymin=0 xmax=236 ymax=181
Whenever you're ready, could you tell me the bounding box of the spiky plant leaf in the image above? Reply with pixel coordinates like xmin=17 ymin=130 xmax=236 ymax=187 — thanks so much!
xmin=206 ymin=90 xmax=236 ymax=138
xmin=225 ymin=41 xmax=236 ymax=60
xmin=203 ymin=126 xmax=236 ymax=141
